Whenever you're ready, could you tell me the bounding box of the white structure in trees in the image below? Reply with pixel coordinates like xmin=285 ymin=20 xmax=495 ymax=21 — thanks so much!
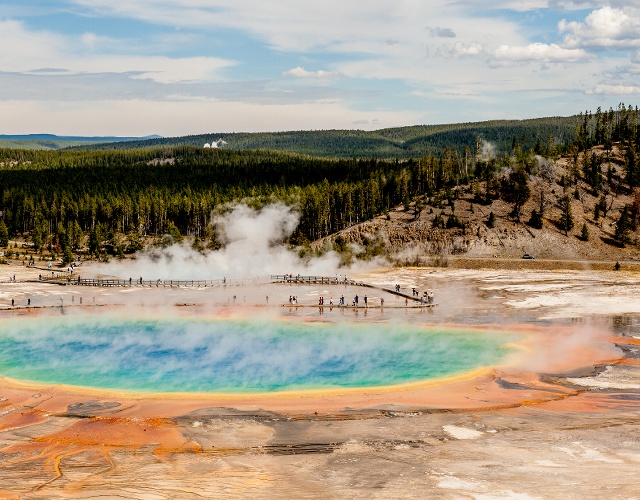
xmin=204 ymin=138 xmax=228 ymax=148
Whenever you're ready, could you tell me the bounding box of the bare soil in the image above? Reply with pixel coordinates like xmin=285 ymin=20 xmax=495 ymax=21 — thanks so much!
xmin=328 ymin=145 xmax=640 ymax=268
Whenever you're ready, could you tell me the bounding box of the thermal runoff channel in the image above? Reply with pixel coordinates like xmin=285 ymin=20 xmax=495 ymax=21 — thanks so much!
xmin=0 ymin=315 xmax=521 ymax=393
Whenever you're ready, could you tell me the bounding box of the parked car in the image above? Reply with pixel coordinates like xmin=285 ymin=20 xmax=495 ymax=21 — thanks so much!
xmin=522 ymin=253 xmax=535 ymax=259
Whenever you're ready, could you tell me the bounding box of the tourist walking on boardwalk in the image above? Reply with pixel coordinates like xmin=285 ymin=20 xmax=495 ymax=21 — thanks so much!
xmin=364 ymin=295 xmax=368 ymax=307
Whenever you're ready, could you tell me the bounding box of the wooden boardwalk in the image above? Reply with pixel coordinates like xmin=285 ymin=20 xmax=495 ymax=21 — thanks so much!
xmin=38 ymin=274 xmax=436 ymax=306
xmin=44 ymin=277 xmax=261 ymax=288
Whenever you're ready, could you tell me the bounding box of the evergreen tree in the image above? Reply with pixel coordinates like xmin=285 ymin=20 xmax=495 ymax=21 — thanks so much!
xmin=487 ymin=212 xmax=496 ymax=228
xmin=625 ymin=144 xmax=640 ymax=187
xmin=614 ymin=206 xmax=633 ymax=246
xmin=558 ymin=196 xmax=574 ymax=236
xmin=528 ymin=209 xmax=543 ymax=229
xmin=0 ymin=220 xmax=8 ymax=247
xmin=581 ymin=223 xmax=589 ymax=241
xmin=62 ymin=246 xmax=74 ymax=265
xmin=500 ymin=168 xmax=531 ymax=221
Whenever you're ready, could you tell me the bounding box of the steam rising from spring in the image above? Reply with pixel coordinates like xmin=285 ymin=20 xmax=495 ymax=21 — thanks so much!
xmin=101 ymin=203 xmax=343 ymax=279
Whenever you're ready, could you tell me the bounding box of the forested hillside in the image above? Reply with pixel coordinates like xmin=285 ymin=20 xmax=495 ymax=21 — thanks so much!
xmin=0 ymin=148 xmax=423 ymax=258
xmin=70 ymin=116 xmax=578 ymax=159
xmin=0 ymin=105 xmax=638 ymax=263
xmin=0 ymin=134 xmax=163 ymax=151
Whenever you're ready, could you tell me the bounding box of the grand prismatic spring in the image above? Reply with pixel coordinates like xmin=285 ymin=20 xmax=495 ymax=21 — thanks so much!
xmin=0 ymin=315 xmax=521 ymax=394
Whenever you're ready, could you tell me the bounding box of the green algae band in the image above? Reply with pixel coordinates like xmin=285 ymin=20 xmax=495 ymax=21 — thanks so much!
xmin=0 ymin=317 xmax=519 ymax=393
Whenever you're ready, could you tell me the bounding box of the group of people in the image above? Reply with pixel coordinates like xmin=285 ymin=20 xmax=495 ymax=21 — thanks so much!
xmin=8 ymin=298 xmax=31 ymax=307
xmin=67 ymin=262 xmax=81 ymax=274
xmin=411 ymin=288 xmax=434 ymax=304
xmin=351 ymin=294 xmax=369 ymax=307
xmin=286 ymin=293 xmax=392 ymax=308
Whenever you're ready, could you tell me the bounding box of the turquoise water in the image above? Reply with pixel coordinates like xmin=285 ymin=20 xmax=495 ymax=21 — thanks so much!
xmin=0 ymin=316 xmax=519 ymax=393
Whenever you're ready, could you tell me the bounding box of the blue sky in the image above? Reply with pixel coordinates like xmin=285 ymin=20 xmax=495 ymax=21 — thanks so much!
xmin=1 ymin=0 xmax=639 ymax=136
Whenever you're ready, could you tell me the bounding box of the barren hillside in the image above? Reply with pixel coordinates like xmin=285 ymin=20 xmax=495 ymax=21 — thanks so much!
xmin=322 ymin=145 xmax=640 ymax=267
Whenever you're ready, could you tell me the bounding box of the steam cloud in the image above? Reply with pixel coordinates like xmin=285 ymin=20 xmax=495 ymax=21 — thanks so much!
xmin=100 ymin=203 xmax=345 ymax=280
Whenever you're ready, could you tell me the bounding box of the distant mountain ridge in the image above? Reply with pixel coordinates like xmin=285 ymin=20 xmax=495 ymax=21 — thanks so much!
xmin=65 ymin=116 xmax=578 ymax=158
xmin=1 ymin=115 xmax=579 ymax=157
xmin=0 ymin=133 xmax=162 ymax=142
xmin=0 ymin=134 xmax=164 ymax=151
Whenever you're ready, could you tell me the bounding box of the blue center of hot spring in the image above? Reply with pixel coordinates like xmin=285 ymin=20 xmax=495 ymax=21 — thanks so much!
xmin=0 ymin=317 xmax=519 ymax=393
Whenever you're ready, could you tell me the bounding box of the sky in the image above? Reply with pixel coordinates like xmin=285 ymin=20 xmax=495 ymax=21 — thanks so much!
xmin=1 ymin=0 xmax=639 ymax=137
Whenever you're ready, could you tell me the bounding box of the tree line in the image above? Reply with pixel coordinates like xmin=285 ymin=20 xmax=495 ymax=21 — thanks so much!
xmin=2 ymin=105 xmax=639 ymax=259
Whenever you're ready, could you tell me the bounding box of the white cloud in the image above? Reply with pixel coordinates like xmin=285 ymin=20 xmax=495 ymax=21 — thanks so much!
xmin=68 ymin=0 xmax=525 ymax=57
xmin=587 ymin=84 xmax=640 ymax=95
xmin=559 ymin=6 xmax=640 ymax=49
xmin=550 ymin=0 xmax=640 ymax=9
xmin=0 ymin=19 xmax=65 ymax=68
xmin=80 ymin=32 xmax=112 ymax=50
xmin=0 ymin=20 xmax=235 ymax=84
xmin=451 ymin=41 xmax=484 ymax=57
xmin=492 ymin=42 xmax=592 ymax=62
xmin=282 ymin=67 xmax=339 ymax=79
xmin=453 ymin=0 xmax=547 ymax=11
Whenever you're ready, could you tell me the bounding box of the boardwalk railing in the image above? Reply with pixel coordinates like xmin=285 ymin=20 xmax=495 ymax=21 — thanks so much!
xmin=270 ymin=275 xmax=357 ymax=285
xmin=59 ymin=277 xmax=266 ymax=287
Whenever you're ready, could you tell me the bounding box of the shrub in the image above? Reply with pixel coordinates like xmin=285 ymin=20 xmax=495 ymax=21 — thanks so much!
xmin=487 ymin=212 xmax=496 ymax=228
xmin=580 ymin=223 xmax=589 ymax=241
xmin=528 ymin=209 xmax=543 ymax=229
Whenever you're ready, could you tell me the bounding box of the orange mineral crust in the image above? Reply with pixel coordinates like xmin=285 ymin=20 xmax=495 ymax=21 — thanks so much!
xmin=1 ymin=266 xmax=640 ymax=498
